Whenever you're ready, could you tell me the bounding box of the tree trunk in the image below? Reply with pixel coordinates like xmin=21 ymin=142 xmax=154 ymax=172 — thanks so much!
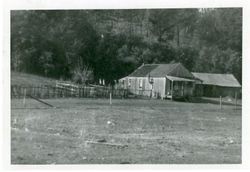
xmin=176 ymin=25 xmax=180 ymax=48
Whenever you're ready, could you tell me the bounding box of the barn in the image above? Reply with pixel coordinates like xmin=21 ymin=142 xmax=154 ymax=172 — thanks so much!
xmin=119 ymin=63 xmax=196 ymax=99
xmin=192 ymin=72 xmax=241 ymax=97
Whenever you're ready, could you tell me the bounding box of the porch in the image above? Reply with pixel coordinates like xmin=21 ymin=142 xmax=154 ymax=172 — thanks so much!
xmin=165 ymin=76 xmax=195 ymax=99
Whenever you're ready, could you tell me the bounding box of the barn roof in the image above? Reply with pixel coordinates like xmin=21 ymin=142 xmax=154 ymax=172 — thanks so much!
xmin=128 ymin=63 xmax=194 ymax=79
xmin=192 ymin=72 xmax=241 ymax=87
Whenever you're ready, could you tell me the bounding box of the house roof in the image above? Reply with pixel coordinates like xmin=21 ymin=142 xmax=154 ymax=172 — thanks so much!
xmin=192 ymin=72 xmax=241 ymax=87
xmin=128 ymin=64 xmax=159 ymax=77
xmin=128 ymin=63 xmax=194 ymax=79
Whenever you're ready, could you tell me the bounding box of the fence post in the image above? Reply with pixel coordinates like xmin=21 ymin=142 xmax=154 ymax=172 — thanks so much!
xmin=18 ymin=86 xmax=21 ymax=99
xmin=53 ymin=86 xmax=56 ymax=98
xmin=110 ymin=92 xmax=112 ymax=105
xmin=23 ymin=88 xmax=26 ymax=106
xmin=220 ymin=96 xmax=222 ymax=110
xmin=71 ymin=86 xmax=73 ymax=97
xmin=47 ymin=86 xmax=49 ymax=99
xmin=235 ymin=92 xmax=237 ymax=110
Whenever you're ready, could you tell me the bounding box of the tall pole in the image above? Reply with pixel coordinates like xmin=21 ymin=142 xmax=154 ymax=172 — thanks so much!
xmin=235 ymin=91 xmax=237 ymax=110
xmin=220 ymin=96 xmax=222 ymax=110
xmin=23 ymin=88 xmax=26 ymax=106
xmin=110 ymin=92 xmax=112 ymax=105
xmin=171 ymin=80 xmax=174 ymax=101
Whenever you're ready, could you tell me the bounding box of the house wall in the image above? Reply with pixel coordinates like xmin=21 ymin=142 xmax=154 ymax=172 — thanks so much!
xmin=152 ymin=77 xmax=166 ymax=98
xmin=120 ymin=77 xmax=196 ymax=99
xmin=120 ymin=77 xmax=166 ymax=98
xmin=185 ymin=82 xmax=195 ymax=96
xmin=124 ymin=77 xmax=149 ymax=96
xmin=195 ymin=84 xmax=241 ymax=97
xmin=193 ymin=84 xmax=203 ymax=97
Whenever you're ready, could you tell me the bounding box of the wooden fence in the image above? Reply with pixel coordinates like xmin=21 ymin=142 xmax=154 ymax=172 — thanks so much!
xmin=11 ymin=85 xmax=129 ymax=99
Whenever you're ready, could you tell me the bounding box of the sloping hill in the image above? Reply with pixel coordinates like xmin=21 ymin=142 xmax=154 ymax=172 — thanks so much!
xmin=11 ymin=72 xmax=58 ymax=86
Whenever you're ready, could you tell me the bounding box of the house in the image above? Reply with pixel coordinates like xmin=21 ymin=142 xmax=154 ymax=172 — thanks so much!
xmin=119 ymin=63 xmax=196 ymax=99
xmin=192 ymin=72 xmax=241 ymax=97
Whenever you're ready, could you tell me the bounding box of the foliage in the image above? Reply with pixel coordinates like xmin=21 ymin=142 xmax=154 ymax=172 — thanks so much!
xmin=11 ymin=10 xmax=98 ymax=79
xmin=71 ymin=60 xmax=93 ymax=85
xmin=11 ymin=8 xmax=242 ymax=84
xmin=194 ymin=46 xmax=242 ymax=83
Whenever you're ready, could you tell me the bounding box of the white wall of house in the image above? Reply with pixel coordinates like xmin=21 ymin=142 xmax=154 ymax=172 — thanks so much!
xmin=152 ymin=77 xmax=166 ymax=98
xmin=119 ymin=76 xmax=166 ymax=98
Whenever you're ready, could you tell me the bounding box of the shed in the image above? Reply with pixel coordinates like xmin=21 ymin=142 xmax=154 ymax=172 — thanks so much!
xmin=192 ymin=72 xmax=241 ymax=97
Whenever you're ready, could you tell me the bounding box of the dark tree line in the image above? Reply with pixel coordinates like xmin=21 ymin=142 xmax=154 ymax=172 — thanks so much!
xmin=11 ymin=8 xmax=242 ymax=84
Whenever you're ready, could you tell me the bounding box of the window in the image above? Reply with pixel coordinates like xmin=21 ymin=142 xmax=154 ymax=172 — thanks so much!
xmin=139 ymin=79 xmax=143 ymax=88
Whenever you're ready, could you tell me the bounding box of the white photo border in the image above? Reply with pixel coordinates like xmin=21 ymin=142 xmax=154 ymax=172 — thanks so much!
xmin=1 ymin=0 xmax=250 ymax=171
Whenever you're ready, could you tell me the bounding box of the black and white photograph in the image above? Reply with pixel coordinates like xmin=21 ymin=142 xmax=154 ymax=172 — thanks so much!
xmin=2 ymin=0 xmax=250 ymax=169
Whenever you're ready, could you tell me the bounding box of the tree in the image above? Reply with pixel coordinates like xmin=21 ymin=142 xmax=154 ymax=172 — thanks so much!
xmin=193 ymin=46 xmax=242 ymax=83
xmin=197 ymin=8 xmax=242 ymax=53
xmin=71 ymin=59 xmax=93 ymax=84
xmin=175 ymin=47 xmax=199 ymax=71
xmin=195 ymin=8 xmax=242 ymax=83
xmin=11 ymin=9 xmax=242 ymax=84
xmin=11 ymin=10 xmax=99 ymax=79
xmin=149 ymin=9 xmax=199 ymax=46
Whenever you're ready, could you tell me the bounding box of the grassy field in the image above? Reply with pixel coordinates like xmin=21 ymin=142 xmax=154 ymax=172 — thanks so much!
xmin=11 ymin=98 xmax=241 ymax=164
xmin=11 ymin=72 xmax=58 ymax=86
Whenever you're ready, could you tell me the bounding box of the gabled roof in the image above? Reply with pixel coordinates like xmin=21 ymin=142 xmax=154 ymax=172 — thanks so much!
xmin=128 ymin=63 xmax=194 ymax=79
xmin=128 ymin=64 xmax=159 ymax=77
xmin=192 ymin=72 xmax=241 ymax=87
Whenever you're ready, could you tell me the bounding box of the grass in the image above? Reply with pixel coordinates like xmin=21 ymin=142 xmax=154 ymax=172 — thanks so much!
xmin=11 ymin=98 xmax=241 ymax=164
xmin=11 ymin=72 xmax=58 ymax=86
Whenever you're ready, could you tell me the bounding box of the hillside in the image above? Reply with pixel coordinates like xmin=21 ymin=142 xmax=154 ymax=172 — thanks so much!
xmin=11 ymin=9 xmax=242 ymax=84
xmin=11 ymin=72 xmax=58 ymax=86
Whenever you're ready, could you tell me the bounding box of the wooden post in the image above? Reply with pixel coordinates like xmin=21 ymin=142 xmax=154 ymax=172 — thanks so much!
xmin=53 ymin=87 xmax=56 ymax=98
xmin=23 ymin=88 xmax=26 ymax=106
xmin=171 ymin=80 xmax=174 ymax=101
xmin=47 ymin=87 xmax=50 ymax=99
xmin=220 ymin=96 xmax=222 ymax=110
xmin=109 ymin=92 xmax=112 ymax=105
xmin=19 ymin=86 xmax=22 ymax=99
xmin=235 ymin=91 xmax=237 ymax=110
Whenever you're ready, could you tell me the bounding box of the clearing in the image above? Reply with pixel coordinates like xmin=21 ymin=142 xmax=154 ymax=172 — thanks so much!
xmin=11 ymin=98 xmax=241 ymax=164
